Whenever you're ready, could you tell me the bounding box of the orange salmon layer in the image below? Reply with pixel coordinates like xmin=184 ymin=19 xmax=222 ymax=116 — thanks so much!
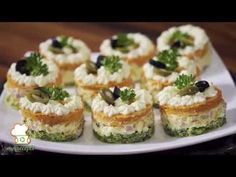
xmin=75 ymin=76 xmax=133 ymax=90
xmin=92 ymin=104 xmax=153 ymax=126
xmin=21 ymin=108 xmax=84 ymax=126
xmin=124 ymin=47 xmax=156 ymax=66
xmin=160 ymin=88 xmax=223 ymax=116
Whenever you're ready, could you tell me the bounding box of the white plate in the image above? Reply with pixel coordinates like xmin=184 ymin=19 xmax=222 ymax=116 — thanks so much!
xmin=1 ymin=50 xmax=236 ymax=155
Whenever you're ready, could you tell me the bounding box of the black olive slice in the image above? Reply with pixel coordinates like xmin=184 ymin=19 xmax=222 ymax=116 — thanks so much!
xmin=113 ymin=86 xmax=121 ymax=99
xmin=96 ymin=55 xmax=105 ymax=68
xmin=16 ymin=60 xmax=30 ymax=75
xmin=195 ymin=80 xmax=210 ymax=92
xmin=149 ymin=59 xmax=166 ymax=69
xmin=52 ymin=39 xmax=63 ymax=48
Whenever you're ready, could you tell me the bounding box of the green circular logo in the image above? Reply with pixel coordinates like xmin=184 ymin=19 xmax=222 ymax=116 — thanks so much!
xmin=20 ymin=137 xmax=25 ymax=142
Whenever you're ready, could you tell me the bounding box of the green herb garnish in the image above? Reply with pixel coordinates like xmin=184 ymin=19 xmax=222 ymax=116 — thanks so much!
xmin=174 ymin=74 xmax=195 ymax=90
xmin=50 ymin=35 xmax=77 ymax=53
xmin=112 ymin=33 xmax=139 ymax=53
xmin=101 ymin=56 xmax=122 ymax=73
xmin=25 ymin=53 xmax=49 ymax=76
xmin=39 ymin=86 xmax=69 ymax=101
xmin=157 ymin=49 xmax=179 ymax=71
xmin=120 ymin=88 xmax=136 ymax=104
xmin=60 ymin=35 xmax=77 ymax=53
xmin=116 ymin=33 xmax=135 ymax=48
xmin=169 ymin=30 xmax=194 ymax=48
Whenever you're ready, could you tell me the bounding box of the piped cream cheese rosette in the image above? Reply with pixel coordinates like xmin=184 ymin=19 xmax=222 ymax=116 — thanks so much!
xmin=5 ymin=52 xmax=61 ymax=110
xmin=74 ymin=55 xmax=133 ymax=111
xmin=19 ymin=86 xmax=84 ymax=142
xmin=142 ymin=49 xmax=200 ymax=105
xmin=39 ymin=35 xmax=91 ymax=85
xmin=91 ymin=87 xmax=154 ymax=143
xmin=100 ymin=33 xmax=155 ymax=81
xmin=156 ymin=74 xmax=226 ymax=137
xmin=157 ymin=24 xmax=212 ymax=71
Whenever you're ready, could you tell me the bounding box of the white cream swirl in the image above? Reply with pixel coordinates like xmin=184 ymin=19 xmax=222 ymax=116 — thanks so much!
xmin=20 ymin=95 xmax=83 ymax=116
xmin=156 ymin=84 xmax=217 ymax=107
xmin=39 ymin=36 xmax=91 ymax=65
xmin=143 ymin=55 xmax=197 ymax=83
xmin=157 ymin=24 xmax=209 ymax=55
xmin=8 ymin=59 xmax=59 ymax=87
xmin=100 ymin=33 xmax=154 ymax=60
xmin=91 ymin=87 xmax=152 ymax=117
xmin=74 ymin=60 xmax=130 ymax=85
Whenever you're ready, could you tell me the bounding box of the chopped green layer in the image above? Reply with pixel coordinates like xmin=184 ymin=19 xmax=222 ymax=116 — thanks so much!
xmin=94 ymin=125 xmax=154 ymax=143
xmin=27 ymin=129 xmax=82 ymax=142
xmin=4 ymin=94 xmax=20 ymax=110
xmin=163 ymin=116 xmax=226 ymax=137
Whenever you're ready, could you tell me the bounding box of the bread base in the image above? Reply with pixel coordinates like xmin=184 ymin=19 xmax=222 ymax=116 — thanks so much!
xmin=163 ymin=116 xmax=226 ymax=137
xmin=27 ymin=129 xmax=83 ymax=142
xmin=93 ymin=125 xmax=154 ymax=143
xmin=92 ymin=107 xmax=154 ymax=143
xmin=161 ymin=101 xmax=226 ymax=137
xmin=23 ymin=117 xmax=84 ymax=142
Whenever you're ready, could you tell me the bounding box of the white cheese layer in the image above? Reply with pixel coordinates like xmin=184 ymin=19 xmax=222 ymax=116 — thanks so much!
xmin=24 ymin=118 xmax=83 ymax=134
xmin=93 ymin=113 xmax=154 ymax=136
xmin=163 ymin=103 xmax=225 ymax=129
xmin=100 ymin=33 xmax=154 ymax=60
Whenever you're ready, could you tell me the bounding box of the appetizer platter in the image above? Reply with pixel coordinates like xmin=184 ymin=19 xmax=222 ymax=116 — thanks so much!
xmin=0 ymin=24 xmax=236 ymax=155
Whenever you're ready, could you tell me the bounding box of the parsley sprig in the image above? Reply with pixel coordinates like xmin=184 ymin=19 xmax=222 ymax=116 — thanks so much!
xmin=157 ymin=49 xmax=179 ymax=71
xmin=174 ymin=74 xmax=195 ymax=90
xmin=38 ymin=86 xmax=69 ymax=101
xmin=101 ymin=56 xmax=122 ymax=73
xmin=25 ymin=53 xmax=49 ymax=76
xmin=120 ymin=88 xmax=136 ymax=104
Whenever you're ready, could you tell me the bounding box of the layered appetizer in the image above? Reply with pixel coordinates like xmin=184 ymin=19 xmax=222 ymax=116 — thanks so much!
xmin=5 ymin=52 xmax=61 ymax=109
xmin=39 ymin=35 xmax=91 ymax=85
xmin=156 ymin=74 xmax=226 ymax=137
xmin=19 ymin=86 xmax=84 ymax=141
xmin=142 ymin=49 xmax=199 ymax=105
xmin=100 ymin=33 xmax=155 ymax=81
xmin=74 ymin=55 xmax=133 ymax=111
xmin=91 ymin=87 xmax=154 ymax=143
xmin=157 ymin=24 xmax=212 ymax=71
